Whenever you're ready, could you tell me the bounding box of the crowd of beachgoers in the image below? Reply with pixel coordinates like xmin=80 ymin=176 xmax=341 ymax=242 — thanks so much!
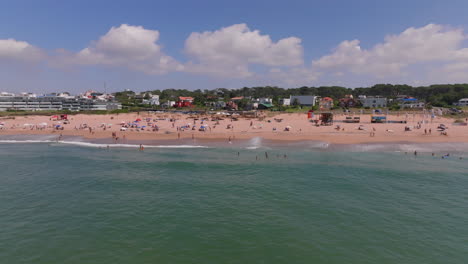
xmin=0 ymin=111 xmax=467 ymax=144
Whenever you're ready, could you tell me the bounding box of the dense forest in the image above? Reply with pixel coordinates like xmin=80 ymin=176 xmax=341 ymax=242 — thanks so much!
xmin=114 ymin=84 xmax=468 ymax=108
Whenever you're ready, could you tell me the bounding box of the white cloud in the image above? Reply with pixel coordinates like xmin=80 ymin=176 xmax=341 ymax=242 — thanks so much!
xmin=265 ymin=67 xmax=321 ymax=87
xmin=183 ymin=23 xmax=303 ymax=77
xmin=59 ymin=24 xmax=182 ymax=74
xmin=312 ymin=24 xmax=467 ymax=77
xmin=0 ymin=39 xmax=45 ymax=63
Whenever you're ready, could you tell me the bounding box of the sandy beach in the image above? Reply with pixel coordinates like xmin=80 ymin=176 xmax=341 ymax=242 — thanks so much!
xmin=0 ymin=112 xmax=466 ymax=145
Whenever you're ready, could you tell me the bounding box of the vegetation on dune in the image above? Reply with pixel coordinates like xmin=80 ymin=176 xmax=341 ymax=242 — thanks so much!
xmin=116 ymin=84 xmax=468 ymax=109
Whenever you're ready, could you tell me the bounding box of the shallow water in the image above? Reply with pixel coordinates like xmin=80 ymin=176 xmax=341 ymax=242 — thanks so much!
xmin=1 ymin=141 xmax=467 ymax=264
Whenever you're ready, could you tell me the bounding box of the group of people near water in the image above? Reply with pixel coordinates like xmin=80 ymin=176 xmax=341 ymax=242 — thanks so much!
xmin=407 ymin=150 xmax=463 ymax=159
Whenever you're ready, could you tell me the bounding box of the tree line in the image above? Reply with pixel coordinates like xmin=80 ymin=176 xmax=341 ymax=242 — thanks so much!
xmin=114 ymin=84 xmax=468 ymax=108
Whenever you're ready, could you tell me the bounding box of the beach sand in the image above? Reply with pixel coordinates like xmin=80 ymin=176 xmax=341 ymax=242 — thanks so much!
xmin=0 ymin=112 xmax=466 ymax=144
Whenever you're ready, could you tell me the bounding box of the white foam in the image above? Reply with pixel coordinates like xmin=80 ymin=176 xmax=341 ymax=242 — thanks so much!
xmin=59 ymin=141 xmax=209 ymax=149
xmin=245 ymin=137 xmax=263 ymax=149
xmin=0 ymin=139 xmax=55 ymax=144
xmin=0 ymin=139 xmax=209 ymax=149
xmin=339 ymin=142 xmax=468 ymax=153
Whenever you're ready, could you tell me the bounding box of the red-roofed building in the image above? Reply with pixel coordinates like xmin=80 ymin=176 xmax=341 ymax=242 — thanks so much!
xmin=174 ymin=96 xmax=194 ymax=108
xmin=320 ymin=97 xmax=334 ymax=110
xmin=179 ymin=96 xmax=194 ymax=102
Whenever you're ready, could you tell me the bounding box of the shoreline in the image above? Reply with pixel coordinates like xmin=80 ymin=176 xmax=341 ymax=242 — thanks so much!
xmin=2 ymin=133 xmax=468 ymax=154
xmin=0 ymin=112 xmax=466 ymax=145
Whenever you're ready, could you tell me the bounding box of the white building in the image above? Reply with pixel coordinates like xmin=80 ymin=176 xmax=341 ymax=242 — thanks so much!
xmin=0 ymin=93 xmax=121 ymax=111
xmin=398 ymin=98 xmax=425 ymax=108
xmin=289 ymin=95 xmax=318 ymax=106
xmin=454 ymin=98 xmax=468 ymax=106
xmin=359 ymin=96 xmax=387 ymax=108
xmin=161 ymin=100 xmax=176 ymax=108
xmin=0 ymin=92 xmax=15 ymax=97
xmin=280 ymin=98 xmax=291 ymax=106
xmin=142 ymin=94 xmax=160 ymax=106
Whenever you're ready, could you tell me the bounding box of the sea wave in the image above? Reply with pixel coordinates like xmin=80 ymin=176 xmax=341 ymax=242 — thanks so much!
xmin=0 ymin=139 xmax=55 ymax=144
xmin=0 ymin=139 xmax=209 ymax=149
xmin=331 ymin=142 xmax=468 ymax=153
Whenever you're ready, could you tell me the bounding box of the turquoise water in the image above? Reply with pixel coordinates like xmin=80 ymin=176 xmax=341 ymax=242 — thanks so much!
xmin=1 ymin=142 xmax=468 ymax=263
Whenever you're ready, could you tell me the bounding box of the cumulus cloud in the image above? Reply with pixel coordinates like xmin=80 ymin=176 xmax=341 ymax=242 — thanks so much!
xmin=265 ymin=67 xmax=321 ymax=87
xmin=0 ymin=39 xmax=45 ymax=63
xmin=58 ymin=24 xmax=183 ymax=74
xmin=312 ymin=24 xmax=467 ymax=77
xmin=183 ymin=23 xmax=303 ymax=77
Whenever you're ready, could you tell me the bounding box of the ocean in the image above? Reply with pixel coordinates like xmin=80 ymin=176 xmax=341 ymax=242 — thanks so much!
xmin=1 ymin=137 xmax=468 ymax=264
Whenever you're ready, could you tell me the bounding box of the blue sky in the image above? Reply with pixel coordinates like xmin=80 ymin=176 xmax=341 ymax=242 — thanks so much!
xmin=1 ymin=0 xmax=468 ymax=93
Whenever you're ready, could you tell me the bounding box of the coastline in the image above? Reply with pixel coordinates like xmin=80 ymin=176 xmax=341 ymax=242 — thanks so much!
xmin=0 ymin=112 xmax=466 ymax=146
xmin=2 ymin=133 xmax=468 ymax=154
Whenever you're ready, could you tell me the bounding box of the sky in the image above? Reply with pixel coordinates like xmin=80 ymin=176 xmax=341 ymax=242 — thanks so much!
xmin=2 ymin=0 xmax=468 ymax=94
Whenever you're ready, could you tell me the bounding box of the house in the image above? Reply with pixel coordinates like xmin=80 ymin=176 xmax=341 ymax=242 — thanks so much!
xmin=257 ymin=103 xmax=274 ymax=110
xmin=454 ymin=98 xmax=468 ymax=106
xmin=398 ymin=97 xmax=424 ymax=108
xmin=319 ymin=97 xmax=334 ymax=110
xmin=338 ymin=97 xmax=357 ymax=108
xmin=289 ymin=95 xmax=318 ymax=106
xmin=205 ymin=100 xmax=226 ymax=109
xmin=179 ymin=96 xmax=194 ymax=103
xmin=359 ymin=96 xmax=387 ymax=108
xmin=161 ymin=100 xmax=176 ymax=108
xmin=142 ymin=94 xmax=160 ymax=106
xmin=230 ymin=96 xmax=244 ymax=101
xmin=280 ymin=98 xmax=291 ymax=106
xmin=226 ymin=101 xmax=238 ymax=110
xmin=252 ymin=98 xmax=273 ymax=109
